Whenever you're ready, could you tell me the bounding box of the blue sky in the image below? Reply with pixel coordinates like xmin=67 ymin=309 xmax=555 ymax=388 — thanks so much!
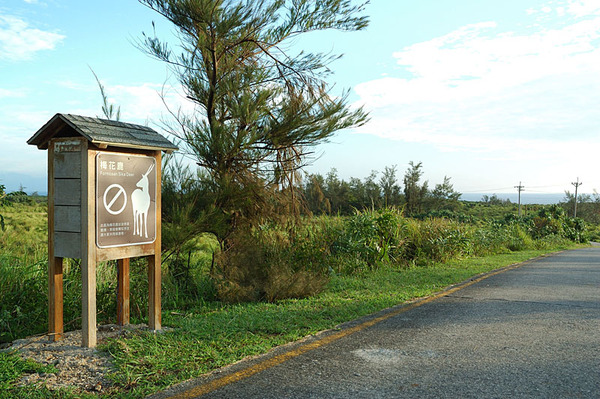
xmin=2 ymin=0 xmax=600 ymax=199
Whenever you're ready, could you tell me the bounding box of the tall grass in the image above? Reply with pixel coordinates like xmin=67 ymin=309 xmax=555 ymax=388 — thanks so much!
xmin=0 ymin=204 xmax=48 ymax=343
xmin=330 ymin=207 xmax=581 ymax=273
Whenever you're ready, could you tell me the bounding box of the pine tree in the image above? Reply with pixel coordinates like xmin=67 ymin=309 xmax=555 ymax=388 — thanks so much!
xmin=139 ymin=0 xmax=369 ymax=245
xmin=430 ymin=176 xmax=461 ymax=211
xmin=379 ymin=165 xmax=401 ymax=207
xmin=403 ymin=161 xmax=428 ymax=216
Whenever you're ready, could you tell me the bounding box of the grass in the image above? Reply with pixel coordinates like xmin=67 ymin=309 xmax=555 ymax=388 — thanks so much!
xmin=0 ymin=203 xmax=50 ymax=342
xmin=0 ymin=352 xmax=69 ymax=399
xmin=0 ymin=352 xmax=57 ymax=390
xmin=0 ymin=202 xmax=217 ymax=343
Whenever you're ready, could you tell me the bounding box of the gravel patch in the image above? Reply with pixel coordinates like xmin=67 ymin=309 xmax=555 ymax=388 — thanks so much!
xmin=2 ymin=324 xmax=150 ymax=394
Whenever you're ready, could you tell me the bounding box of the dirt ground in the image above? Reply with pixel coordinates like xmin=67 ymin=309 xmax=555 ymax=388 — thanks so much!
xmin=3 ymin=324 xmax=150 ymax=394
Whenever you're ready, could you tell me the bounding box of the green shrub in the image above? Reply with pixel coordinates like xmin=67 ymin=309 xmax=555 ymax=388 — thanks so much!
xmin=0 ymin=200 xmax=591 ymax=344
xmin=402 ymin=217 xmax=475 ymax=264
xmin=333 ymin=208 xmax=405 ymax=269
xmin=212 ymin=223 xmax=331 ymax=303
xmin=505 ymin=223 xmax=534 ymax=251
xmin=529 ymin=205 xmax=588 ymax=243
xmin=470 ymin=223 xmax=509 ymax=255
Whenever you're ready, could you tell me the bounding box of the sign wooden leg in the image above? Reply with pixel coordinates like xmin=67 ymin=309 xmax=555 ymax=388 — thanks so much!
xmin=147 ymin=253 xmax=161 ymax=330
xmin=117 ymin=258 xmax=130 ymax=325
xmin=82 ymin=256 xmax=97 ymax=347
xmin=48 ymin=256 xmax=63 ymax=341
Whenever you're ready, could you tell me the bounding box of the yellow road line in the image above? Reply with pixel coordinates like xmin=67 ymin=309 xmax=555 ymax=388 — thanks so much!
xmin=168 ymin=261 xmax=527 ymax=398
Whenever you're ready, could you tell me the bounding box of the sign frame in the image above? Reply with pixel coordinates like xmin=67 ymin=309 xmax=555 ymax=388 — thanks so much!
xmin=95 ymin=152 xmax=157 ymax=249
xmin=28 ymin=114 xmax=176 ymax=349
xmin=46 ymin=140 xmax=163 ymax=348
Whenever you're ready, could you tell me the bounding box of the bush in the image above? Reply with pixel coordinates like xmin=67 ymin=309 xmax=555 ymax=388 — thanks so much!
xmin=4 ymin=191 xmax=33 ymax=205
xmin=212 ymin=223 xmax=331 ymax=303
xmin=504 ymin=223 xmax=534 ymax=251
xmin=402 ymin=217 xmax=475 ymax=264
xmin=330 ymin=205 xmax=586 ymax=271
xmin=333 ymin=208 xmax=405 ymax=270
xmin=529 ymin=205 xmax=588 ymax=243
xmin=0 ymin=200 xmax=589 ymax=343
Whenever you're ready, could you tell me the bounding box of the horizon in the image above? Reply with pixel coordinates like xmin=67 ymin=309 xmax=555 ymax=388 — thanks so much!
xmin=3 ymin=1 xmax=600 ymax=196
xmin=0 ymin=163 xmax=588 ymax=205
xmin=0 ymin=181 xmax=574 ymax=207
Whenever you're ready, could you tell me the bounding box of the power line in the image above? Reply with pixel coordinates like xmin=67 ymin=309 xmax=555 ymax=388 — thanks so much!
xmin=460 ymin=187 xmax=517 ymax=193
xmin=461 ymin=184 xmax=570 ymax=194
xmin=526 ymin=185 xmax=566 ymax=189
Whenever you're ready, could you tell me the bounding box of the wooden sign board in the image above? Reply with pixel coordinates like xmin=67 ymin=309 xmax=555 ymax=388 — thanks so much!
xmin=96 ymin=153 xmax=157 ymax=248
xmin=47 ymin=140 xmax=162 ymax=348
xmin=28 ymin=114 xmax=176 ymax=349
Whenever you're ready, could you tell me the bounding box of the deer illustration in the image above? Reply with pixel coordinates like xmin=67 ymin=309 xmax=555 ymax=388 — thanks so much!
xmin=131 ymin=163 xmax=154 ymax=238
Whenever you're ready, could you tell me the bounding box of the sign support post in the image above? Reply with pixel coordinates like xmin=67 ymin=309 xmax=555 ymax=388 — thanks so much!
xmin=117 ymin=258 xmax=130 ymax=325
xmin=82 ymin=148 xmax=97 ymax=347
xmin=148 ymin=151 xmax=162 ymax=330
xmin=47 ymin=144 xmax=63 ymax=341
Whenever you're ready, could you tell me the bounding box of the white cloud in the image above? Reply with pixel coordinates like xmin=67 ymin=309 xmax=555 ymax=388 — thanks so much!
xmin=110 ymin=82 xmax=196 ymax=124
xmin=0 ymin=14 xmax=64 ymax=61
xmin=0 ymin=80 xmax=193 ymax=176
xmin=55 ymin=80 xmax=94 ymax=91
xmin=0 ymin=88 xmax=25 ymax=98
xmin=353 ymin=0 xmax=600 ymax=158
xmin=565 ymin=0 xmax=600 ymax=17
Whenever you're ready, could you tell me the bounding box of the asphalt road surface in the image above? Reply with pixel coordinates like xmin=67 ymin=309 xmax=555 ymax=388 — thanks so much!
xmin=152 ymin=247 xmax=600 ymax=399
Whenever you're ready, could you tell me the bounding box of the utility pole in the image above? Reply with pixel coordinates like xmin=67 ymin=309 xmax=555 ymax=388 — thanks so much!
xmin=515 ymin=182 xmax=524 ymax=217
xmin=571 ymin=177 xmax=582 ymax=218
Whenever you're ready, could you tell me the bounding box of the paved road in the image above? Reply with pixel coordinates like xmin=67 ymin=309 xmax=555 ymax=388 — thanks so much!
xmin=153 ymin=248 xmax=600 ymax=398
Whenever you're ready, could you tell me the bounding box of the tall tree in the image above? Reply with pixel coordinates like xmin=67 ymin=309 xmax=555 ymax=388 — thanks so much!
xmin=324 ymin=168 xmax=351 ymax=214
xmin=0 ymin=184 xmax=5 ymax=231
xmin=303 ymin=173 xmax=330 ymax=215
xmin=363 ymin=170 xmax=381 ymax=209
xmin=379 ymin=165 xmax=401 ymax=207
xmin=347 ymin=176 xmax=365 ymax=210
xmin=139 ymin=0 xmax=369 ymax=245
xmin=429 ymin=176 xmax=461 ymax=211
xmin=403 ymin=161 xmax=428 ymax=216
xmin=561 ymin=190 xmax=593 ymax=220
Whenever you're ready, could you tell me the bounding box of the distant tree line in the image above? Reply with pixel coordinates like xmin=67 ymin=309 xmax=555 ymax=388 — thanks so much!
xmin=301 ymin=161 xmax=461 ymax=216
xmin=0 ymin=184 xmax=44 ymax=206
xmin=480 ymin=194 xmax=512 ymax=205
xmin=560 ymin=190 xmax=600 ymax=224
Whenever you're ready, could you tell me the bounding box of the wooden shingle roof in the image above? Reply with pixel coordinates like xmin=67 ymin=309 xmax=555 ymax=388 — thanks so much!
xmin=27 ymin=113 xmax=178 ymax=153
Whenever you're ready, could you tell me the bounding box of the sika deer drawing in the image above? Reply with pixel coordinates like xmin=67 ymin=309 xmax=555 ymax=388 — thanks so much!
xmin=131 ymin=163 xmax=154 ymax=238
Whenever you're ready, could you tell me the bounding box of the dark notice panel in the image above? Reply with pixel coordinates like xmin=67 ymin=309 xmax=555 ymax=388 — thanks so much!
xmin=96 ymin=152 xmax=157 ymax=248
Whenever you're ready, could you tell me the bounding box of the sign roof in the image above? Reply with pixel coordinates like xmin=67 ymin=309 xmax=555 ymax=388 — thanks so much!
xmin=27 ymin=113 xmax=178 ymax=152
